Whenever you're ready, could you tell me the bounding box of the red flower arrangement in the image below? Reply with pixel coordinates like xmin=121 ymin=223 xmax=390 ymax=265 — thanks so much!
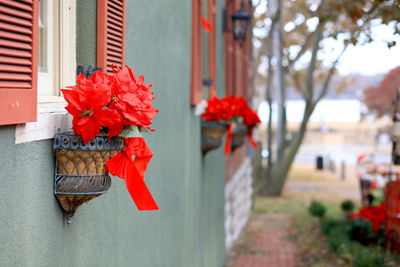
xmin=351 ymin=202 xmax=386 ymax=231
xmin=201 ymin=96 xmax=261 ymax=154
xmin=61 ymin=65 xmax=159 ymax=210
xmin=62 ymin=66 xmax=158 ymax=144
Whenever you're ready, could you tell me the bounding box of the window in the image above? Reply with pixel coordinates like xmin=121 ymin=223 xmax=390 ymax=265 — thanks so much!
xmin=37 ymin=0 xmax=54 ymax=97
xmin=14 ymin=0 xmax=76 ymax=143
xmin=37 ymin=0 xmax=75 ymax=101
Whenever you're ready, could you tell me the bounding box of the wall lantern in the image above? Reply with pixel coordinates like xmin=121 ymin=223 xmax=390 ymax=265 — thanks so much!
xmin=223 ymin=0 xmax=251 ymax=41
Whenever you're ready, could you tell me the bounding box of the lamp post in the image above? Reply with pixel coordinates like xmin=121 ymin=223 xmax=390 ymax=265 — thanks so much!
xmin=223 ymin=0 xmax=251 ymax=42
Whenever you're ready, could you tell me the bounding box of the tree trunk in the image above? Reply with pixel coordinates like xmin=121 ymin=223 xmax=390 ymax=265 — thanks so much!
xmin=261 ymin=103 xmax=315 ymax=195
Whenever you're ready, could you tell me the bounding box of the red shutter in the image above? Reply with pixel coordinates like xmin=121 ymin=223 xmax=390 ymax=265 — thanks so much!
xmin=208 ymin=0 xmax=216 ymax=98
xmin=224 ymin=0 xmax=234 ymax=96
xmin=0 ymin=0 xmax=38 ymax=125
xmin=97 ymin=0 xmax=126 ymax=74
xmin=191 ymin=0 xmax=203 ymax=105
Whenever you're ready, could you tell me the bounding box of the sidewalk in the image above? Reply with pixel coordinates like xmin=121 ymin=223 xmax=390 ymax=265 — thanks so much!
xmin=226 ymin=213 xmax=298 ymax=267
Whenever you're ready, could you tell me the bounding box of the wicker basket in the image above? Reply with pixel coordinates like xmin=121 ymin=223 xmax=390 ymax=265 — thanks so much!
xmin=54 ymin=131 xmax=124 ymax=223
xmin=231 ymin=125 xmax=248 ymax=151
xmin=202 ymin=121 xmax=228 ymax=154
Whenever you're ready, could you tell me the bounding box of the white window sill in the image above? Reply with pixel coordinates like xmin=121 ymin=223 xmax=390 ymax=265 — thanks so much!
xmin=15 ymin=97 xmax=73 ymax=144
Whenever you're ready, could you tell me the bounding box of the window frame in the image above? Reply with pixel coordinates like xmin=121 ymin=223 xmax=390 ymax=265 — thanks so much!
xmin=15 ymin=0 xmax=76 ymax=144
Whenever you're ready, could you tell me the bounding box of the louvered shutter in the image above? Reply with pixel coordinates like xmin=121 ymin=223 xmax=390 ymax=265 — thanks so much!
xmin=224 ymin=0 xmax=234 ymax=96
xmin=97 ymin=0 xmax=126 ymax=74
xmin=191 ymin=0 xmax=203 ymax=105
xmin=0 ymin=0 xmax=39 ymax=125
xmin=208 ymin=0 xmax=216 ymax=98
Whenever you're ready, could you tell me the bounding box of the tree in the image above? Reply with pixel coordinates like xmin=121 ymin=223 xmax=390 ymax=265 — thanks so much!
xmin=254 ymin=0 xmax=400 ymax=195
xmin=363 ymin=66 xmax=400 ymax=118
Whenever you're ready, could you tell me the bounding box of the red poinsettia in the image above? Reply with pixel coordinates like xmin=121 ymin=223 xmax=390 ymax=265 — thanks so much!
xmin=351 ymin=202 xmax=386 ymax=231
xmin=224 ymin=96 xmax=248 ymax=119
xmin=62 ymin=72 xmax=121 ymax=144
xmin=109 ymin=66 xmax=158 ymax=132
xmin=62 ymin=65 xmax=158 ymax=144
xmin=202 ymin=96 xmax=260 ymax=127
xmin=201 ymin=97 xmax=230 ymax=121
xmin=242 ymin=107 xmax=261 ymax=128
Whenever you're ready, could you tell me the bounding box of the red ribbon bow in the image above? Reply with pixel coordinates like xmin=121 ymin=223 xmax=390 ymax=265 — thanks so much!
xmin=106 ymin=137 xmax=158 ymax=210
xmin=224 ymin=124 xmax=257 ymax=155
xmin=248 ymin=128 xmax=258 ymax=149
xmin=224 ymin=123 xmax=233 ymax=155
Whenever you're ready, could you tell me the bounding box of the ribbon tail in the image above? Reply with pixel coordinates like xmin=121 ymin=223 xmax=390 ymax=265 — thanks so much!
xmin=105 ymin=137 xmax=158 ymax=211
xmin=125 ymin=163 xmax=159 ymax=210
xmin=224 ymin=123 xmax=233 ymax=155
xmin=248 ymin=128 xmax=257 ymax=149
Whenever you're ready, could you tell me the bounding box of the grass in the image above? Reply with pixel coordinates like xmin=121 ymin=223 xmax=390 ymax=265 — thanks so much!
xmin=287 ymin=163 xmax=338 ymax=182
xmin=254 ymin=190 xmax=344 ymax=218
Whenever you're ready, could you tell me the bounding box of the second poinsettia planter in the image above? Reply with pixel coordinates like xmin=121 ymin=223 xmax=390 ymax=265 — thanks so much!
xmin=231 ymin=124 xmax=248 ymax=151
xmin=54 ymin=131 xmax=125 ymax=223
xmin=202 ymin=121 xmax=228 ymax=154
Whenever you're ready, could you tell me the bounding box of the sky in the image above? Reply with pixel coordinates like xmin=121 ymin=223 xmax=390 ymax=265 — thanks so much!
xmin=258 ymin=99 xmax=361 ymax=123
xmin=334 ymin=23 xmax=400 ymax=75
xmin=253 ymin=0 xmax=400 ymax=76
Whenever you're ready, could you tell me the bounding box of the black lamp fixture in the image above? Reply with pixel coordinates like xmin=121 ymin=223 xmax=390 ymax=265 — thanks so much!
xmin=223 ymin=0 xmax=251 ymax=41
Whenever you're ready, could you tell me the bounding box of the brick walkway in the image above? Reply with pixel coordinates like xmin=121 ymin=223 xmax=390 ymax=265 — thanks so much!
xmin=226 ymin=213 xmax=298 ymax=267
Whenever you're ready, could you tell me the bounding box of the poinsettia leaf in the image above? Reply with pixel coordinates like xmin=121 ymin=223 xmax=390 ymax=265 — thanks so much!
xmin=235 ymin=116 xmax=244 ymax=124
xmin=118 ymin=125 xmax=142 ymax=138
xmin=139 ymin=127 xmax=151 ymax=133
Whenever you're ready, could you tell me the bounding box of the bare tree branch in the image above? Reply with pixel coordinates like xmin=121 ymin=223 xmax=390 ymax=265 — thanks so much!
xmin=304 ymin=20 xmax=324 ymax=101
xmin=314 ymin=44 xmax=349 ymax=103
xmin=287 ymin=30 xmax=315 ymax=67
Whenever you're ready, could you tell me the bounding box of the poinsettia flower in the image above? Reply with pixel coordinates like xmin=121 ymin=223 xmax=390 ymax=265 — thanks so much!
xmin=225 ymin=96 xmax=248 ymax=119
xmin=61 ymin=72 xmax=118 ymax=144
xmin=108 ymin=65 xmax=158 ymax=133
xmin=351 ymin=202 xmax=386 ymax=231
xmin=202 ymin=97 xmax=230 ymax=121
xmin=242 ymin=107 xmax=261 ymax=127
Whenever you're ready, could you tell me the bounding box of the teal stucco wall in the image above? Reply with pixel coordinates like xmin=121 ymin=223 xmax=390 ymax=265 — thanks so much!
xmin=0 ymin=0 xmax=227 ymax=266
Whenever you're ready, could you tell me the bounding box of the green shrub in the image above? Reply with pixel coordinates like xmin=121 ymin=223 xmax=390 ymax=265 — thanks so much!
xmin=341 ymin=200 xmax=355 ymax=212
xmin=308 ymin=200 xmax=326 ymax=218
xmin=321 ymin=217 xmax=338 ymax=235
xmin=353 ymin=245 xmax=383 ymax=267
xmin=350 ymin=218 xmax=375 ymax=244
xmin=328 ymin=223 xmax=351 ymax=252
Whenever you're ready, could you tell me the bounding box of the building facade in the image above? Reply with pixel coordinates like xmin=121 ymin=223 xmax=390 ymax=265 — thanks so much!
xmin=0 ymin=0 xmax=253 ymax=266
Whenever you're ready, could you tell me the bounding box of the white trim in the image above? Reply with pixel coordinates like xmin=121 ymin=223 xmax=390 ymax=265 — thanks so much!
xmin=15 ymin=1 xmax=76 ymax=144
xmin=15 ymin=112 xmax=73 ymax=145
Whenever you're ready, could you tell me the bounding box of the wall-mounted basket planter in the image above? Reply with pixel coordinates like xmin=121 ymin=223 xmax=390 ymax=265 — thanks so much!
xmin=54 ymin=131 xmax=125 ymax=223
xmin=202 ymin=121 xmax=228 ymax=154
xmin=231 ymin=125 xmax=248 ymax=151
